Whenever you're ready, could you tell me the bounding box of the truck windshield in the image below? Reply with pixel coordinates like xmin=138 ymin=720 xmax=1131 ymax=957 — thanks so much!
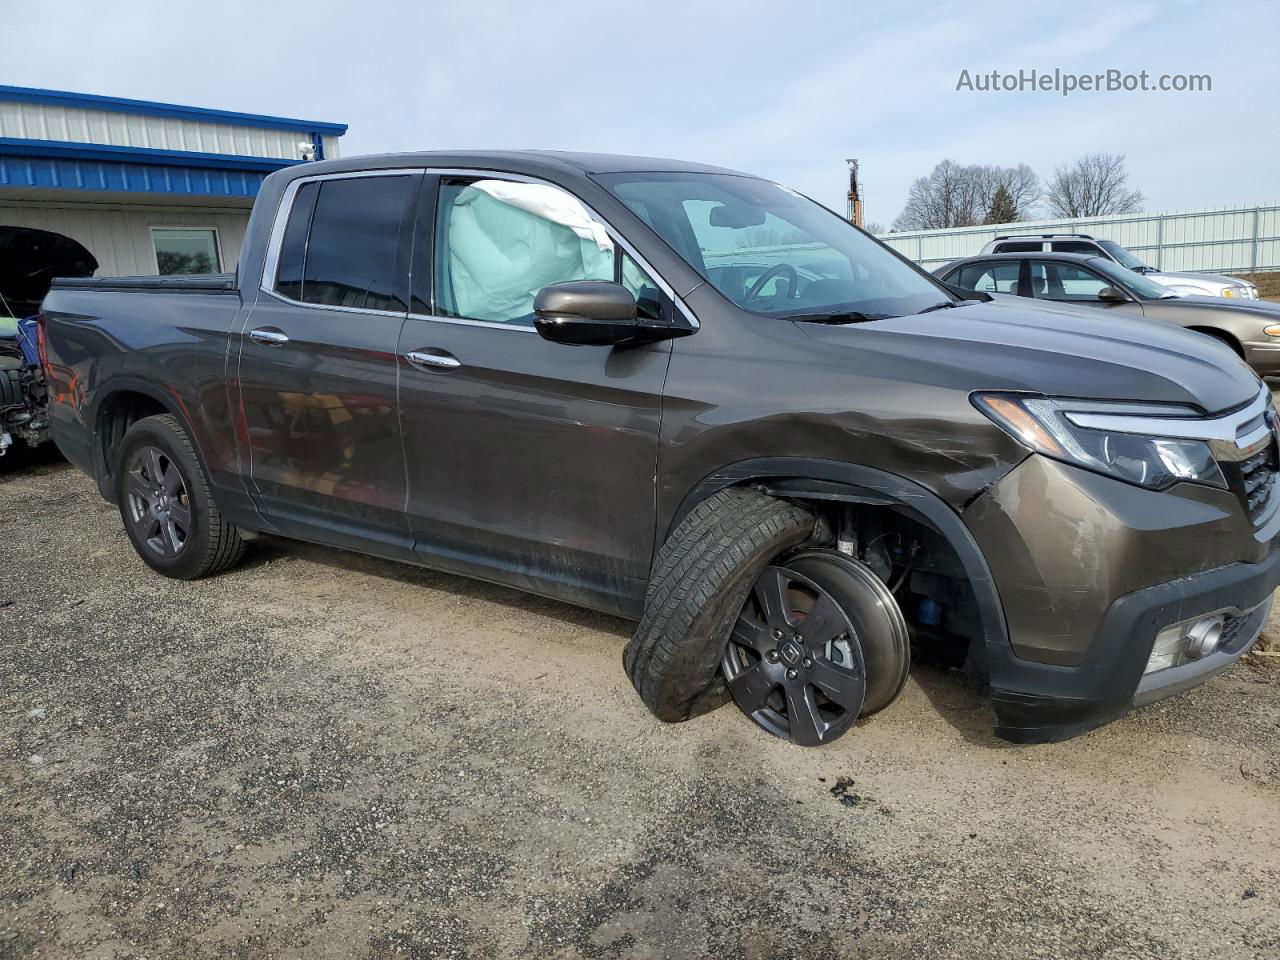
xmin=1098 ymin=240 xmax=1150 ymax=271
xmin=594 ymin=171 xmax=950 ymax=320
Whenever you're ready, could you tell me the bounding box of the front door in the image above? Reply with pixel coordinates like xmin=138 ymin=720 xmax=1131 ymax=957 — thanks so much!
xmin=396 ymin=174 xmax=675 ymax=616
xmin=1027 ymin=259 xmax=1145 ymax=317
xmin=236 ymin=171 xmax=420 ymax=555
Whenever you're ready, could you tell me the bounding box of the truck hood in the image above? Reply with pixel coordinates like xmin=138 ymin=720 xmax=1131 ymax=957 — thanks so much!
xmin=796 ymin=298 xmax=1260 ymax=415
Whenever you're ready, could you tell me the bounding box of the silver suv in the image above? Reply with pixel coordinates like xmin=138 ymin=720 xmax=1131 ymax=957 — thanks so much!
xmin=979 ymin=233 xmax=1258 ymax=300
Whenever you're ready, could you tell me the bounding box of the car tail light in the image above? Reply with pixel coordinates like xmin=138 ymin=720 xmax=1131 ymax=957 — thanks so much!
xmin=35 ymin=313 xmax=49 ymax=371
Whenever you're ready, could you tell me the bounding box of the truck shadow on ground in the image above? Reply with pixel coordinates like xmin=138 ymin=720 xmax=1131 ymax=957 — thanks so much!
xmin=247 ymin=534 xmax=636 ymax=640
xmin=249 ymin=534 xmax=1010 ymax=748
xmin=901 ymin=657 xmax=1006 ymax=748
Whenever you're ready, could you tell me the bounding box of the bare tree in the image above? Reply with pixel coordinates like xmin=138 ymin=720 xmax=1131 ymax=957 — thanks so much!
xmin=893 ymin=160 xmax=1040 ymax=230
xmin=892 ymin=160 xmax=984 ymax=230
xmin=1045 ymin=153 xmax=1144 ymax=218
xmin=863 ymin=220 xmax=887 ymax=235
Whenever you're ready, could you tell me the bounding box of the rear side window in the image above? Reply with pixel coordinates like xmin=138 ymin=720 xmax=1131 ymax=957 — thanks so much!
xmin=993 ymin=241 xmax=1042 ymax=253
xmin=1050 ymin=241 xmax=1099 ymax=256
xmin=273 ymin=175 xmax=415 ymax=312
xmin=952 ymin=261 xmax=1019 ymax=294
xmin=274 ymin=182 xmax=318 ymax=301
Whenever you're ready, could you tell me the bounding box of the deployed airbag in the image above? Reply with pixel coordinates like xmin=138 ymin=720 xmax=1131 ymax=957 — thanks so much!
xmin=444 ymin=180 xmax=615 ymax=324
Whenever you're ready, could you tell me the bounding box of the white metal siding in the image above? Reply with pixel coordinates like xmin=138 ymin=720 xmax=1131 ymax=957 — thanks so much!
xmin=0 ymin=201 xmax=250 ymax=276
xmin=0 ymin=101 xmax=312 ymax=161
xmin=879 ymin=203 xmax=1280 ymax=275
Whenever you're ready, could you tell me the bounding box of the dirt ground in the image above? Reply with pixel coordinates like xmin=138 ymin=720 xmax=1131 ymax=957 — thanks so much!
xmin=2 ymin=445 xmax=1279 ymax=960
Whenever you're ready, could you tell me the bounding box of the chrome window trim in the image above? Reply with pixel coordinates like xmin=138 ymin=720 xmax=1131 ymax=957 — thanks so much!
xmin=1064 ymin=384 xmax=1273 ymax=448
xmin=259 ymin=287 xmax=407 ymax=319
xmin=406 ymin=312 xmax=536 ymax=333
xmin=259 ymin=165 xmax=699 ymax=332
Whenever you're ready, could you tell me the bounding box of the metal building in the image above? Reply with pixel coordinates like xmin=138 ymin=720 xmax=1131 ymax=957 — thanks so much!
xmin=0 ymin=85 xmax=346 ymax=280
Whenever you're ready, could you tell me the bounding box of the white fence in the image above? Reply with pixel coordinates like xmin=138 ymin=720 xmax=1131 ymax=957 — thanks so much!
xmin=876 ymin=202 xmax=1280 ymax=275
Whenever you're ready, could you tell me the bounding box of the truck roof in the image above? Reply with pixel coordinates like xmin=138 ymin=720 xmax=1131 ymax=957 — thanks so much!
xmin=273 ymin=150 xmax=752 ymax=181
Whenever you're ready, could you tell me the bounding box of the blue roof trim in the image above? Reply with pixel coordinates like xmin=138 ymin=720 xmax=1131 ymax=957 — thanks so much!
xmin=0 ymin=153 xmax=274 ymax=198
xmin=0 ymin=140 xmax=302 ymax=197
xmin=0 ymin=138 xmax=301 ymax=172
xmin=0 ymin=84 xmax=348 ymax=136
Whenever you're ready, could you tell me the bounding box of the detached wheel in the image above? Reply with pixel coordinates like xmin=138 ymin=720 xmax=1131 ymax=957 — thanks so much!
xmin=723 ymin=549 xmax=910 ymax=746
xmin=115 ymin=413 xmax=246 ymax=580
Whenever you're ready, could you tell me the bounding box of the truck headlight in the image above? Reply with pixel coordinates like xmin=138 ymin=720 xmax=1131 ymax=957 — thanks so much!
xmin=973 ymin=394 xmax=1227 ymax=491
xmin=1221 ymin=287 xmax=1236 ymax=297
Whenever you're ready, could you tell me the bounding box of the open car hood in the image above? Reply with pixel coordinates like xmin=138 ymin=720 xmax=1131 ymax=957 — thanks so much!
xmin=0 ymin=226 xmax=98 ymax=317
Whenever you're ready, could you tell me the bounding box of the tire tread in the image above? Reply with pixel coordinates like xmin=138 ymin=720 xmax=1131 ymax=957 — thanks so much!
xmin=623 ymin=486 xmax=815 ymax=721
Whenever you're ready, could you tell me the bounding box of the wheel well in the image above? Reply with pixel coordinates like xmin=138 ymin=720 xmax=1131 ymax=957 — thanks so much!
xmin=669 ymin=470 xmax=1001 ymax=681
xmin=96 ymin=390 xmax=170 ymax=487
xmin=1189 ymin=326 xmax=1244 ymax=358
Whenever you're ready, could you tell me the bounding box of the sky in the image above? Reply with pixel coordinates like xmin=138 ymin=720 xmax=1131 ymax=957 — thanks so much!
xmin=4 ymin=0 xmax=1277 ymax=227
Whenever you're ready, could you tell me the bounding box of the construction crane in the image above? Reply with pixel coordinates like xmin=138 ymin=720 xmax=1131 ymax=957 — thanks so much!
xmin=845 ymin=159 xmax=864 ymax=228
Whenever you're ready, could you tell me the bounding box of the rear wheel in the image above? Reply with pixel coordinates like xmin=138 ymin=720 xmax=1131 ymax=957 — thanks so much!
xmin=723 ymin=549 xmax=910 ymax=746
xmin=114 ymin=414 xmax=246 ymax=580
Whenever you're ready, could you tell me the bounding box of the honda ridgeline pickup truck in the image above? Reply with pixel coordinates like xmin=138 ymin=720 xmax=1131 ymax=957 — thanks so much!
xmin=39 ymin=152 xmax=1280 ymax=747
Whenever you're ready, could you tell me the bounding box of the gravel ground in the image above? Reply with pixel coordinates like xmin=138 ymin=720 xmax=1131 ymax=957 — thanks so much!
xmin=2 ymin=446 xmax=1279 ymax=960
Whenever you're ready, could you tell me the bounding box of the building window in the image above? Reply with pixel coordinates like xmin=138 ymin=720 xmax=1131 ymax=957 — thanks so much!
xmin=152 ymin=228 xmax=222 ymax=275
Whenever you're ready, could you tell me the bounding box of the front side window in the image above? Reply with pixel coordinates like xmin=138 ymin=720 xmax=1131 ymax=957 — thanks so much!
xmin=153 ymin=228 xmax=221 ymax=275
xmin=1089 ymin=256 xmax=1174 ymax=299
xmin=951 ymin=261 xmax=1019 ymax=294
xmin=434 ymin=179 xmax=618 ymax=326
xmin=273 ymin=175 xmax=416 ymax=312
xmin=596 ymin=171 xmax=949 ymax=319
xmin=1029 ymin=260 xmax=1111 ymax=301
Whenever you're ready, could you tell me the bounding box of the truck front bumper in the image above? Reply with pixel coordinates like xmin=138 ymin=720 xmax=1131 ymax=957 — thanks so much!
xmin=964 ymin=455 xmax=1278 ymax=743
xmin=987 ymin=556 xmax=1275 ymax=743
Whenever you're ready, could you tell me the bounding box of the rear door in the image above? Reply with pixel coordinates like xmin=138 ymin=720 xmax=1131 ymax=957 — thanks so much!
xmin=235 ymin=170 xmax=420 ymax=555
xmin=394 ymin=173 xmax=675 ymax=616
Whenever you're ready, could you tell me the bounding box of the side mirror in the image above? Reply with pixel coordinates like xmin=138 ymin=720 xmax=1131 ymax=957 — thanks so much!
xmin=533 ymin=281 xmax=640 ymax=346
xmin=1097 ymin=286 xmax=1128 ymax=303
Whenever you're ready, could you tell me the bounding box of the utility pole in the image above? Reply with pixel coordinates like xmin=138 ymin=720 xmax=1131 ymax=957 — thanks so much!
xmin=845 ymin=158 xmax=863 ymax=228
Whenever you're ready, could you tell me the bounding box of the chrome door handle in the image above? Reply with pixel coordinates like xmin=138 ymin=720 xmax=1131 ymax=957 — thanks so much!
xmin=249 ymin=327 xmax=290 ymax=346
xmin=405 ymin=350 xmax=461 ymax=370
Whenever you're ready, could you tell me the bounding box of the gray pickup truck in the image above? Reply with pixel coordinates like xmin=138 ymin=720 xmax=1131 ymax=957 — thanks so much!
xmin=39 ymin=151 xmax=1279 ymax=747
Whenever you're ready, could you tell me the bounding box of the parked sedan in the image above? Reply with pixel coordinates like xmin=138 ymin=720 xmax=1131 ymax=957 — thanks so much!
xmin=936 ymin=252 xmax=1280 ymax=375
xmin=977 ymin=234 xmax=1259 ymax=300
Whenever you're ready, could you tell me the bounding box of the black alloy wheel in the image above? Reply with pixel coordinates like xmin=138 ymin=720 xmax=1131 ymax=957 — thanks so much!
xmin=123 ymin=444 xmax=192 ymax=559
xmin=722 ymin=563 xmax=867 ymax=746
xmin=722 ymin=549 xmax=911 ymax=747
